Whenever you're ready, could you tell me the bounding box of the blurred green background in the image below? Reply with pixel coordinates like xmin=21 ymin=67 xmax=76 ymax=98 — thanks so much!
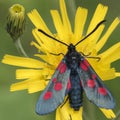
xmin=0 ymin=0 xmax=120 ymax=120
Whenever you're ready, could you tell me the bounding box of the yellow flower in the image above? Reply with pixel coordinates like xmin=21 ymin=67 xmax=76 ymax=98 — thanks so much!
xmin=2 ymin=0 xmax=120 ymax=119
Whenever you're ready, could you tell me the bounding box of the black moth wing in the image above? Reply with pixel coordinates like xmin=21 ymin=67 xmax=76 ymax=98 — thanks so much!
xmin=36 ymin=59 xmax=70 ymax=115
xmin=77 ymin=58 xmax=115 ymax=109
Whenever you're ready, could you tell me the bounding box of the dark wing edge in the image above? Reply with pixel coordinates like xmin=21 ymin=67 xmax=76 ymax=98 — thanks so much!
xmin=77 ymin=58 xmax=115 ymax=109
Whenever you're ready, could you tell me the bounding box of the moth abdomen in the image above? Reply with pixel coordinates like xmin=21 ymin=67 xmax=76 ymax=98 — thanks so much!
xmin=69 ymin=87 xmax=83 ymax=110
xmin=69 ymin=71 xmax=83 ymax=110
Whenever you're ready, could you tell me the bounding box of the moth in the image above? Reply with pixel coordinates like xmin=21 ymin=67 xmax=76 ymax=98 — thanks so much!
xmin=36 ymin=20 xmax=115 ymax=115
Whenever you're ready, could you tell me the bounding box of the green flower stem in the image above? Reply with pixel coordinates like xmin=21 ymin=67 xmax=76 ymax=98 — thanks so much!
xmin=15 ymin=37 xmax=28 ymax=57
xmin=113 ymin=110 xmax=120 ymax=120
xmin=88 ymin=105 xmax=96 ymax=120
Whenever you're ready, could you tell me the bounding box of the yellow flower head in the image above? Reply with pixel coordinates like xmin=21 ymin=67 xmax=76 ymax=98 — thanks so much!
xmin=2 ymin=0 xmax=120 ymax=119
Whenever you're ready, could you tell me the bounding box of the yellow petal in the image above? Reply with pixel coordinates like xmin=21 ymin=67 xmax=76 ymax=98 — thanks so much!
xmin=73 ymin=7 xmax=88 ymax=43
xmin=56 ymin=97 xmax=83 ymax=120
xmin=10 ymin=80 xmax=28 ymax=92
xmin=96 ymin=17 xmax=120 ymax=52
xmin=87 ymin=4 xmax=108 ymax=34
xmin=28 ymin=80 xmax=46 ymax=93
xmin=32 ymin=29 xmax=48 ymax=53
xmin=34 ymin=54 xmax=48 ymax=62
xmin=34 ymin=53 xmax=62 ymax=67
xmin=115 ymin=72 xmax=120 ymax=77
xmin=30 ymin=41 xmax=42 ymax=52
xmin=33 ymin=29 xmax=56 ymax=53
xmin=99 ymin=42 xmax=120 ymax=63
xmin=2 ymin=54 xmax=45 ymax=68
xmin=56 ymin=106 xmax=83 ymax=120
xmin=60 ymin=0 xmax=72 ymax=34
xmin=83 ymin=24 xmax=105 ymax=54
xmin=53 ymin=0 xmax=73 ymax=44
xmin=50 ymin=10 xmax=64 ymax=40
xmin=10 ymin=78 xmax=47 ymax=93
xmin=71 ymin=109 xmax=83 ymax=120
xmin=16 ymin=69 xmax=43 ymax=79
xmin=100 ymin=108 xmax=116 ymax=119
xmin=33 ymin=28 xmax=66 ymax=54
xmin=89 ymin=60 xmax=116 ymax=80
xmin=56 ymin=108 xmax=71 ymax=120
xmin=81 ymin=4 xmax=108 ymax=54
xmin=28 ymin=8 xmax=68 ymax=52
xmin=98 ymin=68 xmax=116 ymax=80
xmin=32 ymin=29 xmax=43 ymax=44
xmin=27 ymin=9 xmax=51 ymax=33
xmin=28 ymin=10 xmax=59 ymax=53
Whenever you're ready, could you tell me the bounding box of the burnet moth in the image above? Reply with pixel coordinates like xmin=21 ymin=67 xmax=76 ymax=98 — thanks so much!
xmin=36 ymin=20 xmax=115 ymax=115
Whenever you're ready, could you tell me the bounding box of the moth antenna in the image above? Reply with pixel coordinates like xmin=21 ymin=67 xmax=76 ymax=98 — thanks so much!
xmin=38 ymin=29 xmax=69 ymax=47
xmin=75 ymin=20 xmax=106 ymax=47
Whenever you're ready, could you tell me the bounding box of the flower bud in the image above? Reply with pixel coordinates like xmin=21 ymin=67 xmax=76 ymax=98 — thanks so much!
xmin=6 ymin=4 xmax=25 ymax=41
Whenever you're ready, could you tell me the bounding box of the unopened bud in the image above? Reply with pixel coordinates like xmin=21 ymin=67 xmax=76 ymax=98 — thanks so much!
xmin=6 ymin=4 xmax=25 ymax=41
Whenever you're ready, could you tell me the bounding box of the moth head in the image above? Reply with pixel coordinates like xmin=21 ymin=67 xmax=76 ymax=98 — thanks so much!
xmin=68 ymin=44 xmax=75 ymax=52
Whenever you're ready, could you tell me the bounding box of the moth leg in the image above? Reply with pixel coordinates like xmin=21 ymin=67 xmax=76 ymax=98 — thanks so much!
xmin=50 ymin=52 xmax=64 ymax=56
xmin=69 ymin=114 xmax=72 ymax=120
xmin=86 ymin=56 xmax=101 ymax=61
xmin=79 ymin=52 xmax=101 ymax=61
xmin=60 ymin=97 xmax=69 ymax=108
xmin=79 ymin=52 xmax=91 ymax=57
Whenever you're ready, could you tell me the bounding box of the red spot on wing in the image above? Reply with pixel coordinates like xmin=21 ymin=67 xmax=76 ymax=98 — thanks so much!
xmin=60 ymin=63 xmax=67 ymax=73
xmin=57 ymin=62 xmax=63 ymax=70
xmin=43 ymin=91 xmax=52 ymax=100
xmin=54 ymin=82 xmax=62 ymax=91
xmin=98 ymin=87 xmax=107 ymax=95
xmin=87 ymin=79 xmax=96 ymax=88
xmin=83 ymin=59 xmax=90 ymax=67
xmin=67 ymin=79 xmax=71 ymax=90
xmin=80 ymin=62 xmax=88 ymax=71
xmin=92 ymin=74 xmax=97 ymax=79
xmin=52 ymin=78 xmax=57 ymax=83
xmin=57 ymin=62 xmax=67 ymax=73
